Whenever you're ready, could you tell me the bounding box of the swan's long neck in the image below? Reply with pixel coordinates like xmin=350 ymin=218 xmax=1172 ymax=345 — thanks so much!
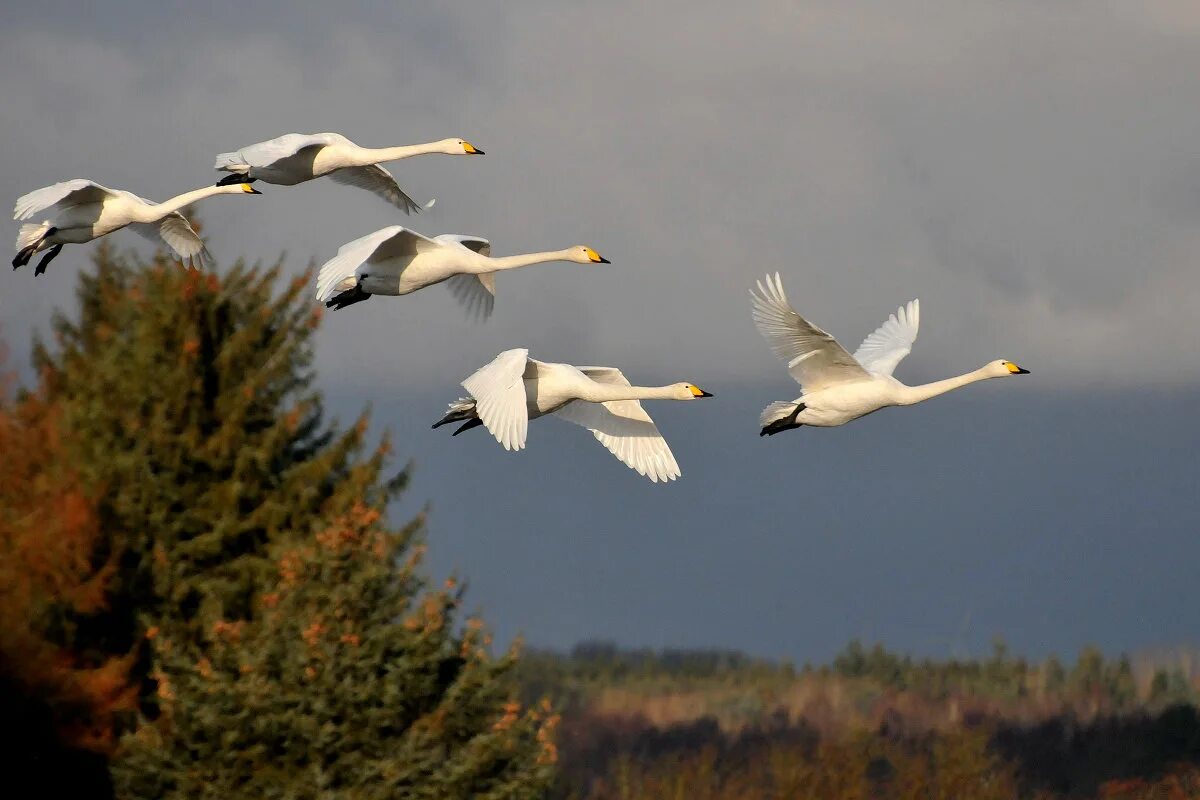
xmin=585 ymin=383 xmax=680 ymax=403
xmin=475 ymin=250 xmax=573 ymax=274
xmin=134 ymin=185 xmax=233 ymax=222
xmin=897 ymin=368 xmax=994 ymax=405
xmin=348 ymin=141 xmax=445 ymax=165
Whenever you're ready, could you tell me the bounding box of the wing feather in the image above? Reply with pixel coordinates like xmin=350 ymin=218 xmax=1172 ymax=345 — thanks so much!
xmin=750 ymin=272 xmax=870 ymax=393
xmin=315 ymin=226 xmax=436 ymax=302
xmin=553 ymin=367 xmax=681 ymax=483
xmin=131 ymin=214 xmax=210 ymax=269
xmin=214 ymin=132 xmax=344 ymax=171
xmin=445 ymin=273 xmax=496 ymax=321
xmin=329 ymin=164 xmax=422 ymax=214
xmin=461 ymin=349 xmax=531 ymax=451
xmin=852 ymin=299 xmax=920 ymax=377
xmin=14 ymin=180 xmax=116 ymax=220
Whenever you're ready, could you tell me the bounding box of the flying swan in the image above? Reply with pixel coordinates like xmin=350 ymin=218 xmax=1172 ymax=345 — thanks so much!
xmin=750 ymin=273 xmax=1029 ymax=435
xmin=433 ymin=348 xmax=713 ymax=483
xmin=12 ymin=179 xmax=261 ymax=275
xmin=314 ymin=226 xmax=609 ymax=319
xmin=213 ymin=132 xmax=483 ymax=213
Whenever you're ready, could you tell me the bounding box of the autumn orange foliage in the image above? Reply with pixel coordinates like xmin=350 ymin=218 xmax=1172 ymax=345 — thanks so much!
xmin=0 ymin=374 xmax=136 ymax=754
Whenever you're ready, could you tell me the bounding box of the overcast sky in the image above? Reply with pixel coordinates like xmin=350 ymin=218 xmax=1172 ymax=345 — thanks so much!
xmin=3 ymin=1 xmax=1198 ymax=663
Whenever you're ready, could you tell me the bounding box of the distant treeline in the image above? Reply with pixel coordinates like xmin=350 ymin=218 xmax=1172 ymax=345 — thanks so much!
xmin=517 ymin=640 xmax=1200 ymax=799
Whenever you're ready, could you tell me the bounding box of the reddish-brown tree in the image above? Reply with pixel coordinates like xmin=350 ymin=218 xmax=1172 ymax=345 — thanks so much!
xmin=0 ymin=353 xmax=136 ymax=796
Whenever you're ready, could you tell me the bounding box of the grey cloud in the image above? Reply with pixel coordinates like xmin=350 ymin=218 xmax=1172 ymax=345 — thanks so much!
xmin=4 ymin=1 xmax=1200 ymax=662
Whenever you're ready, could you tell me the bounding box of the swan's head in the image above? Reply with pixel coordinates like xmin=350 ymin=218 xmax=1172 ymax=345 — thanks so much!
xmin=443 ymin=138 xmax=484 ymax=155
xmin=567 ymin=246 xmax=610 ymax=264
xmin=673 ymin=383 xmax=713 ymax=400
xmin=986 ymin=359 xmax=1030 ymax=377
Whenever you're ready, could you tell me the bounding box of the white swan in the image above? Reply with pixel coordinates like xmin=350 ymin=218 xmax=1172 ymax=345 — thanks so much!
xmin=12 ymin=179 xmax=261 ymax=275
xmin=314 ymin=226 xmax=609 ymax=319
xmin=433 ymin=348 xmax=712 ymax=483
xmin=750 ymin=273 xmax=1029 ymax=435
xmin=213 ymin=132 xmax=482 ymax=213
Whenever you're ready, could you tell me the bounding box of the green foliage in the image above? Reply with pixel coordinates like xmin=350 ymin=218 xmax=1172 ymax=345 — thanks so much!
xmin=27 ymin=245 xmax=556 ymax=798
xmin=114 ymin=506 xmax=557 ymax=800
xmin=34 ymin=243 xmax=380 ymax=689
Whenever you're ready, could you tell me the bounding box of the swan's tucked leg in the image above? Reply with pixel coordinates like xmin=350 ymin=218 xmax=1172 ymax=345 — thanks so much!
xmin=760 ymin=403 xmax=806 ymax=437
xmin=12 ymin=247 xmax=34 ymax=269
xmin=13 ymin=225 xmax=55 ymax=269
xmin=33 ymin=244 xmax=63 ymax=276
xmin=432 ymin=398 xmax=480 ymax=432
xmin=326 ymin=283 xmax=372 ymax=310
xmin=216 ymin=173 xmax=255 ymax=187
xmin=451 ymin=418 xmax=484 ymax=436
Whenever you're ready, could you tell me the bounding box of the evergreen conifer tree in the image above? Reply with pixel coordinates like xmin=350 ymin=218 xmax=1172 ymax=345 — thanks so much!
xmin=34 ymin=243 xmax=381 ymax=696
xmin=114 ymin=504 xmax=557 ymax=799
xmin=32 ymin=244 xmax=557 ymax=797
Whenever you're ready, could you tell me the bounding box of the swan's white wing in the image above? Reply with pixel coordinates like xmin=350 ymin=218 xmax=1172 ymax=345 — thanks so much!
xmin=131 ymin=213 xmax=210 ymax=269
xmin=314 ymin=226 xmax=437 ymax=302
xmin=445 ymin=274 xmax=496 ymax=321
xmin=434 ymin=234 xmax=491 ymax=257
xmin=436 ymin=236 xmax=496 ymax=319
xmin=852 ymin=299 xmax=920 ymax=377
xmin=329 ymin=164 xmax=422 ymax=214
xmin=750 ymin=272 xmax=870 ymax=393
xmin=461 ymin=348 xmax=531 ymax=451
xmin=552 ymin=367 xmax=681 ymax=483
xmin=14 ymin=180 xmax=116 ymax=220
xmin=214 ymin=132 xmax=344 ymax=170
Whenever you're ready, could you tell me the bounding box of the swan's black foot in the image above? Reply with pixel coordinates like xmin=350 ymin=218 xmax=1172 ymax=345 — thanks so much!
xmin=760 ymin=404 xmax=805 ymax=437
xmin=432 ymin=409 xmax=474 ymax=430
xmin=452 ymin=418 xmax=484 ymax=436
xmin=13 ymin=247 xmax=34 ymax=269
xmin=33 ymin=244 xmax=63 ymax=276
xmin=216 ymin=173 xmax=255 ymax=187
xmin=326 ymin=283 xmax=372 ymax=310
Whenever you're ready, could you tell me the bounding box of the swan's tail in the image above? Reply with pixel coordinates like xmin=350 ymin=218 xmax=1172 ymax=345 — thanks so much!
xmin=432 ymin=397 xmax=482 ymax=436
xmin=15 ymin=222 xmax=50 ymax=253
xmin=214 ymin=151 xmax=250 ymax=174
xmin=759 ymin=401 xmax=804 ymax=437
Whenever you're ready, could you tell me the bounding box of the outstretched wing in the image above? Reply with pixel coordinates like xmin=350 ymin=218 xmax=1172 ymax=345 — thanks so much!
xmin=314 ymin=226 xmax=437 ymax=303
xmin=131 ymin=213 xmax=210 ymax=269
xmin=552 ymin=367 xmax=681 ymax=483
xmin=329 ymin=164 xmax=423 ymax=214
xmin=852 ymin=299 xmax=920 ymax=377
xmin=436 ymin=236 xmax=496 ymax=320
xmin=461 ymin=348 xmax=531 ymax=452
xmin=445 ymin=273 xmax=496 ymax=321
xmin=750 ymin=272 xmax=869 ymax=393
xmin=434 ymin=234 xmax=491 ymax=257
xmin=214 ymin=132 xmax=344 ymax=171
xmin=14 ymin=180 xmax=116 ymax=220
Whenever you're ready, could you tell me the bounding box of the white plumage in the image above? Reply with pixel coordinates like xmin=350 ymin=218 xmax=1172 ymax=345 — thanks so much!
xmin=12 ymin=179 xmax=260 ymax=274
xmin=213 ymin=131 xmax=483 ymax=213
xmin=434 ymin=348 xmax=712 ymax=483
xmin=314 ymin=226 xmax=608 ymax=319
xmin=750 ymin=272 xmax=1029 ymax=435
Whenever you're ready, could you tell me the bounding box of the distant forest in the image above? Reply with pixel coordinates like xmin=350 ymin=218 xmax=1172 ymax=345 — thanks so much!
xmin=518 ymin=640 xmax=1200 ymax=799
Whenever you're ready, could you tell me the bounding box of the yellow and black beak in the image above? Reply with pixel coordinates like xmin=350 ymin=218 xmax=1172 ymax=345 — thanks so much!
xmin=584 ymin=247 xmax=610 ymax=264
xmin=242 ymin=184 xmax=262 ymax=194
xmin=1006 ymin=362 xmax=1030 ymax=375
xmin=690 ymin=386 xmax=714 ymax=398
xmin=462 ymin=141 xmax=485 ymax=155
